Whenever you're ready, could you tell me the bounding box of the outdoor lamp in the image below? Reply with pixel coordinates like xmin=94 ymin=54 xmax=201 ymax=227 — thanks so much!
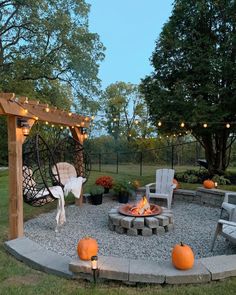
xmin=91 ymin=255 xmax=98 ymax=283
xmin=17 ymin=118 xmax=30 ymax=136
xmin=214 ymin=182 xmax=218 ymax=188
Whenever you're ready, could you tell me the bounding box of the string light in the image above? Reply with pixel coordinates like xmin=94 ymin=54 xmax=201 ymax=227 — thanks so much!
xmin=180 ymin=122 xmax=185 ymax=128
xmin=45 ymin=107 xmax=50 ymax=112
xmin=226 ymin=123 xmax=230 ymax=128
xmin=158 ymin=121 xmax=162 ymax=127
xmin=134 ymin=119 xmax=139 ymax=125
xmin=24 ymin=109 xmax=28 ymax=114
xmin=34 ymin=116 xmax=39 ymax=120
xmin=203 ymin=123 xmax=208 ymax=128
xmin=45 ymin=121 xmax=49 ymax=125
xmin=68 ymin=112 xmax=72 ymax=117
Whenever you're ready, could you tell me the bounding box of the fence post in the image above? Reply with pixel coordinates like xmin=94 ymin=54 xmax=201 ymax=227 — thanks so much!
xmin=140 ymin=151 xmax=143 ymax=176
xmin=99 ymin=153 xmax=101 ymax=172
xmin=171 ymin=144 xmax=174 ymax=169
xmin=116 ymin=152 xmax=119 ymax=174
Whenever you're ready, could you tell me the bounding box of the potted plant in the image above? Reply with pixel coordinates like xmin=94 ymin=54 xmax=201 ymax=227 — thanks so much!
xmin=89 ymin=185 xmax=104 ymax=205
xmin=95 ymin=176 xmax=114 ymax=193
xmin=113 ymin=180 xmax=135 ymax=203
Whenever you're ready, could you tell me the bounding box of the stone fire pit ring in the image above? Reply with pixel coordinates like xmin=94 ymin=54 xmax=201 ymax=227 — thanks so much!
xmin=108 ymin=206 xmax=174 ymax=236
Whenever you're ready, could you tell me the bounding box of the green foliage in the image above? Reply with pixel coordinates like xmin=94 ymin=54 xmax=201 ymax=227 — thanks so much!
xmin=113 ymin=179 xmax=135 ymax=194
xmin=176 ymin=169 xmax=210 ymax=184
xmin=101 ymin=82 xmax=156 ymax=140
xmin=0 ymin=0 xmax=105 ymax=111
xmin=140 ymin=0 xmax=236 ymax=175
xmin=212 ymin=174 xmax=231 ymax=185
xmin=89 ymin=185 xmax=103 ymax=196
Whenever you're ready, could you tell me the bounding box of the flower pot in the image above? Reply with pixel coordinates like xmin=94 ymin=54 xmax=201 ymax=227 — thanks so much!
xmin=91 ymin=194 xmax=103 ymax=205
xmin=104 ymin=187 xmax=110 ymax=194
xmin=118 ymin=191 xmax=129 ymax=204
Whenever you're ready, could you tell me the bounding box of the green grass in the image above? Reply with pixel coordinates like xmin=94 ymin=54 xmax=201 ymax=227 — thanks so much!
xmin=1 ymin=169 xmax=236 ymax=294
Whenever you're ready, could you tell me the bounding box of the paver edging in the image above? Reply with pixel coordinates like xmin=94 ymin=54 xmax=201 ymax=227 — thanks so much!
xmin=4 ymin=236 xmax=236 ymax=285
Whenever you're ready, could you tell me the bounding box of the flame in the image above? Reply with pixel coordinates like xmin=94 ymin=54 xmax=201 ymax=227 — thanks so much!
xmin=129 ymin=196 xmax=153 ymax=215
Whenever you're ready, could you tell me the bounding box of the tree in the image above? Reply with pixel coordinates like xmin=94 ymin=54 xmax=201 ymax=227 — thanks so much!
xmin=0 ymin=0 xmax=105 ymax=111
xmin=102 ymin=81 xmax=156 ymax=141
xmin=140 ymin=0 xmax=236 ymax=175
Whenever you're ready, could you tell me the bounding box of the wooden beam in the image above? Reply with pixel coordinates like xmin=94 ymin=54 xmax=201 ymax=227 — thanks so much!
xmin=7 ymin=115 xmax=24 ymax=239
xmin=71 ymin=127 xmax=84 ymax=207
xmin=0 ymin=95 xmax=90 ymax=128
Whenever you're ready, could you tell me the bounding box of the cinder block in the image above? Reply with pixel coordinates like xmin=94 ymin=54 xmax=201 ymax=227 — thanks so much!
xmin=133 ymin=218 xmax=144 ymax=229
xmin=127 ymin=228 xmax=138 ymax=236
xmin=153 ymin=226 xmax=165 ymax=235
xmin=155 ymin=215 xmax=169 ymax=226
xmin=115 ymin=225 xmax=126 ymax=234
xmin=145 ymin=217 xmax=159 ymax=228
xmin=120 ymin=217 xmax=135 ymax=229
xmin=141 ymin=227 xmax=152 ymax=236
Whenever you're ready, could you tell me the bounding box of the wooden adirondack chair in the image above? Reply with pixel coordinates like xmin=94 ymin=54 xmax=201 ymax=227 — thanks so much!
xmin=211 ymin=192 xmax=236 ymax=251
xmin=145 ymin=169 xmax=176 ymax=210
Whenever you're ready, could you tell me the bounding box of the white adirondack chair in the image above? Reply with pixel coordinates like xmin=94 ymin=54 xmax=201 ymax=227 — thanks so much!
xmin=145 ymin=169 xmax=176 ymax=209
xmin=211 ymin=192 xmax=236 ymax=251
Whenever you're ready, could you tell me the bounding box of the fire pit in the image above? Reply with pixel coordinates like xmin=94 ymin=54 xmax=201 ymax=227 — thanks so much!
xmin=119 ymin=196 xmax=162 ymax=217
xmin=108 ymin=196 xmax=174 ymax=236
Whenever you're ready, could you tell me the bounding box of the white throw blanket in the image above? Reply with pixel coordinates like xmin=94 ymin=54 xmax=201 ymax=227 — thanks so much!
xmin=64 ymin=176 xmax=86 ymax=199
xmin=49 ymin=186 xmax=66 ymax=227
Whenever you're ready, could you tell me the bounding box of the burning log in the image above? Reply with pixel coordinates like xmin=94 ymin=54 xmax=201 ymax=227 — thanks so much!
xmin=129 ymin=196 xmax=152 ymax=215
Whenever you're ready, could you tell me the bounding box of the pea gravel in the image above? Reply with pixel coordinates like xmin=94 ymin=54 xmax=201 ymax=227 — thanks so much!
xmin=24 ymin=198 xmax=236 ymax=262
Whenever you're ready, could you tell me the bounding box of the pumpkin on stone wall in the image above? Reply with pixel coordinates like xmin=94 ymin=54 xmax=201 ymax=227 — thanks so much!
xmin=203 ymin=179 xmax=214 ymax=189
xmin=172 ymin=242 xmax=194 ymax=270
xmin=77 ymin=236 xmax=98 ymax=261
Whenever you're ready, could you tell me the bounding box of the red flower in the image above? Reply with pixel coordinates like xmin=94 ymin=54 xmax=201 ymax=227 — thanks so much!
xmin=95 ymin=176 xmax=113 ymax=189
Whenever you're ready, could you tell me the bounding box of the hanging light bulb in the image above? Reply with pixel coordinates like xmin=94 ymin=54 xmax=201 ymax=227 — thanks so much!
xmin=180 ymin=122 xmax=185 ymax=128
xmin=134 ymin=119 xmax=139 ymax=125
xmin=158 ymin=121 xmax=162 ymax=127
xmin=226 ymin=123 xmax=230 ymax=128
xmin=203 ymin=123 xmax=208 ymax=128
xmin=68 ymin=112 xmax=72 ymax=117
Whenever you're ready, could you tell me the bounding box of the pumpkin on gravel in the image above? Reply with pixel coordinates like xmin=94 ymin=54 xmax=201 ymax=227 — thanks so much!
xmin=171 ymin=242 xmax=194 ymax=270
xmin=77 ymin=237 xmax=98 ymax=261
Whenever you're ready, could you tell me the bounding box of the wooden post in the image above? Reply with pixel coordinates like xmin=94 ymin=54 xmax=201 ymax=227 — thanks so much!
xmin=7 ymin=116 xmax=24 ymax=239
xmin=70 ymin=127 xmax=84 ymax=206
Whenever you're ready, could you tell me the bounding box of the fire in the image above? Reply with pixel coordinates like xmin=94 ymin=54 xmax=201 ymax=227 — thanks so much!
xmin=129 ymin=196 xmax=153 ymax=215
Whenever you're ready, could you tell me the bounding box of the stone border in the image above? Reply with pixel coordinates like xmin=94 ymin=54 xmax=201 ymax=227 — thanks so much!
xmin=108 ymin=207 xmax=174 ymax=236
xmin=4 ymin=237 xmax=236 ymax=285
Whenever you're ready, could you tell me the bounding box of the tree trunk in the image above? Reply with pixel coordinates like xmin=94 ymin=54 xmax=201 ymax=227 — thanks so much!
xmin=201 ymin=130 xmax=230 ymax=176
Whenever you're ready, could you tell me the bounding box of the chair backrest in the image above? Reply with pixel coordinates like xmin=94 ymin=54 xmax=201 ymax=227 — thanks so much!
xmin=52 ymin=162 xmax=77 ymax=186
xmin=155 ymin=169 xmax=175 ymax=194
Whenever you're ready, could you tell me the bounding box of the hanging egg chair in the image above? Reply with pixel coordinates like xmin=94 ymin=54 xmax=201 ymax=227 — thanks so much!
xmin=22 ymin=134 xmax=62 ymax=207
xmin=51 ymin=135 xmax=91 ymax=186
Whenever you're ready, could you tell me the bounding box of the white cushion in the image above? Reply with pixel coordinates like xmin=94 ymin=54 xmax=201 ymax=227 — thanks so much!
xmin=52 ymin=162 xmax=77 ymax=186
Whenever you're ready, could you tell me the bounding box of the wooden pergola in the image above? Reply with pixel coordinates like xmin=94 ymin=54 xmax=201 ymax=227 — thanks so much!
xmin=0 ymin=93 xmax=90 ymax=240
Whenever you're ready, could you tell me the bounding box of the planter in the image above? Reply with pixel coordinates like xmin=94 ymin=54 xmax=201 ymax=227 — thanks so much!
xmin=91 ymin=194 xmax=103 ymax=205
xmin=104 ymin=187 xmax=110 ymax=194
xmin=118 ymin=191 xmax=129 ymax=204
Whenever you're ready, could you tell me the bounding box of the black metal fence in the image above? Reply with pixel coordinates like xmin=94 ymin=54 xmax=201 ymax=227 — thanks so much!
xmin=90 ymin=141 xmax=207 ymax=176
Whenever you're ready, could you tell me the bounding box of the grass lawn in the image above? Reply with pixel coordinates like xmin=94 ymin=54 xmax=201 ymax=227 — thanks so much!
xmin=1 ymin=169 xmax=236 ymax=294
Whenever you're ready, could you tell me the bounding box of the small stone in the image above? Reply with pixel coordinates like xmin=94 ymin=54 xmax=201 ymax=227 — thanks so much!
xmin=161 ymin=213 xmax=174 ymax=224
xmin=165 ymin=224 xmax=174 ymax=232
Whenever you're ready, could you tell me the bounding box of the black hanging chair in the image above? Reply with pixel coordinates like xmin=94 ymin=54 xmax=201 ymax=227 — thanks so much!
xmin=22 ymin=134 xmax=62 ymax=207
xmin=51 ymin=135 xmax=91 ymax=186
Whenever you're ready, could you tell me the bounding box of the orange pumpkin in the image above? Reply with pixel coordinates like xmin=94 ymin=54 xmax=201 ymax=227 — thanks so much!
xmin=172 ymin=242 xmax=194 ymax=270
xmin=203 ymin=179 xmax=214 ymax=189
xmin=173 ymin=179 xmax=179 ymax=190
xmin=77 ymin=237 xmax=98 ymax=261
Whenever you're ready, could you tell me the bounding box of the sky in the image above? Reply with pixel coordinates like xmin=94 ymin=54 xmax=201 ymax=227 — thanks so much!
xmin=87 ymin=0 xmax=173 ymax=89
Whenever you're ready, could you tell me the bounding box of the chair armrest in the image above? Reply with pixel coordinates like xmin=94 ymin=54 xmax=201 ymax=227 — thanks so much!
xmin=145 ymin=183 xmax=155 ymax=195
xmin=223 ymin=192 xmax=236 ymax=203
xmin=218 ymin=219 xmax=236 ymax=227
xmin=145 ymin=183 xmax=155 ymax=188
